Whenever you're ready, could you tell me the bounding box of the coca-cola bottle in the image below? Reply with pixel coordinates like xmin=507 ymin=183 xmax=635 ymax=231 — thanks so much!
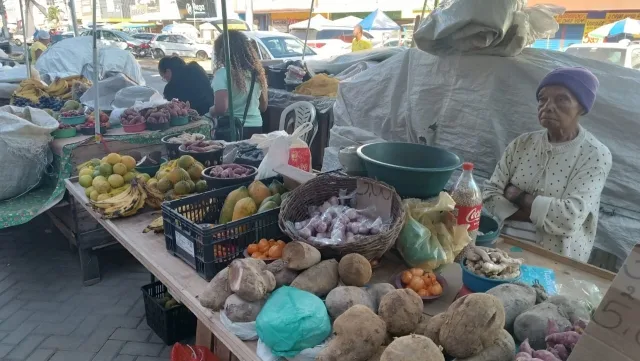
xmin=451 ymin=162 xmax=482 ymax=241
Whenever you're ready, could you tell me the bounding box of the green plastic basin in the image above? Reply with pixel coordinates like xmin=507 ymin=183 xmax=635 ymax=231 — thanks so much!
xmin=357 ymin=142 xmax=462 ymax=198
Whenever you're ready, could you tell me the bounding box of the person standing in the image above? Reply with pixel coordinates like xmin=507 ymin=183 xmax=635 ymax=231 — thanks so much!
xmin=158 ymin=56 xmax=214 ymax=116
xmin=30 ymin=30 xmax=50 ymax=65
xmin=352 ymin=25 xmax=372 ymax=52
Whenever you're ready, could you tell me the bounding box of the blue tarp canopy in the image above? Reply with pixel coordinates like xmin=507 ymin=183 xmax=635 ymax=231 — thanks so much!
xmin=359 ymin=9 xmax=400 ymax=31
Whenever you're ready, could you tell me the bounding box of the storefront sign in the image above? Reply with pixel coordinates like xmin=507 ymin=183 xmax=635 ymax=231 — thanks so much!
xmin=605 ymin=12 xmax=640 ymax=21
xmin=555 ymin=13 xmax=588 ymax=24
xmin=583 ymin=19 xmax=608 ymax=39
xmin=176 ymin=0 xmax=216 ymax=19
xmin=130 ymin=0 xmax=159 ymax=16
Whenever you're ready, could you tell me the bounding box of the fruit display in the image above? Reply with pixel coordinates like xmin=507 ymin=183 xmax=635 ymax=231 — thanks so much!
xmin=87 ymin=111 xmax=110 ymax=125
xmin=13 ymin=79 xmax=49 ymax=103
xmin=59 ymin=109 xmax=84 ymax=118
xmin=181 ymin=140 xmax=224 ymax=153
xmin=399 ymin=268 xmax=444 ymax=297
xmin=143 ymin=216 xmax=164 ymax=233
xmin=165 ymin=99 xmax=190 ymax=118
xmin=246 ymin=239 xmax=286 ymax=260
xmin=218 ymin=179 xmax=287 ymax=225
xmin=120 ymin=108 xmax=145 ymax=126
xmin=37 ymin=96 xmax=66 ymax=111
xmin=156 ymin=293 xmax=179 ymax=309
xmin=140 ymin=107 xmax=170 ymax=125
xmin=12 ymin=76 xmax=92 ymax=106
xmin=77 ymin=153 xmax=140 ymax=200
xmin=205 ymin=164 xmax=254 ymax=179
xmin=89 ymin=178 xmax=147 ymax=219
xmin=149 ymin=155 xmax=208 ymax=200
xmin=164 ymin=133 xmax=205 ymax=144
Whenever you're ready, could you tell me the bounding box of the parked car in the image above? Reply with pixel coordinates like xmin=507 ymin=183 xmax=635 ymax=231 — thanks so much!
xmin=80 ymin=29 xmax=148 ymax=57
xmin=565 ymin=43 xmax=640 ymax=69
xmin=131 ymin=33 xmax=156 ymax=42
xmin=0 ymin=35 xmax=11 ymax=55
xmin=51 ymin=32 xmax=75 ymax=44
xmin=11 ymin=34 xmax=31 ymax=47
xmin=149 ymin=33 xmax=211 ymax=60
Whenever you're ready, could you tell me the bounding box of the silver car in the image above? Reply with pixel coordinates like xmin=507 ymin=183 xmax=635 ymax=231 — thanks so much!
xmin=149 ymin=34 xmax=212 ymax=60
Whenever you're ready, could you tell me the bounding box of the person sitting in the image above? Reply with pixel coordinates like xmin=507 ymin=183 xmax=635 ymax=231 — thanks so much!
xmin=483 ymin=67 xmax=612 ymax=262
xmin=30 ymin=30 xmax=50 ymax=65
xmin=158 ymin=56 xmax=214 ymax=116
xmin=209 ymin=30 xmax=268 ymax=140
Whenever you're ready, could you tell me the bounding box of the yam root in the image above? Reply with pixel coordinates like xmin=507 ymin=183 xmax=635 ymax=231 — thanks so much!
xmin=290 ymin=259 xmax=339 ymax=297
xmin=266 ymin=259 xmax=299 ymax=288
xmin=452 ymin=329 xmax=515 ymax=361
xmin=223 ymin=294 xmax=265 ymax=323
xmin=439 ymin=294 xmax=506 ymax=359
xmin=338 ymin=253 xmax=372 ymax=286
xmin=378 ymin=289 xmax=423 ymax=336
xmin=228 ymin=258 xmax=276 ymax=302
xmin=366 ymin=283 xmax=396 ymax=310
xmin=282 ymin=241 xmax=321 ymax=270
xmin=545 ymin=331 xmax=580 ymax=349
xmin=514 ymin=302 xmax=571 ymax=350
xmin=486 ymin=283 xmax=537 ymax=332
xmin=531 ymin=350 xmax=561 ymax=361
xmin=316 ymin=305 xmax=387 ymax=361
xmin=199 ymin=267 xmax=232 ymax=311
xmin=380 ymin=334 xmax=444 ymax=361
xmin=415 ymin=313 xmax=446 ymax=346
xmin=464 ymin=245 xmax=523 ymax=279
xmin=325 ymin=286 xmax=375 ymax=319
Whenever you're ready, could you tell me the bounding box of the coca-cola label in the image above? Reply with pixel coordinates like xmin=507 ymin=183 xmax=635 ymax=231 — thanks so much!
xmin=454 ymin=204 xmax=482 ymax=231
xmin=288 ymin=147 xmax=311 ymax=172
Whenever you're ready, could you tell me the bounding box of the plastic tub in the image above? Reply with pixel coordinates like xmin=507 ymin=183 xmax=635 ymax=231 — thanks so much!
xmin=136 ymin=157 xmax=168 ymax=177
xmin=123 ymin=121 xmax=147 ymax=133
xmin=460 ymin=258 xmax=519 ymax=292
xmin=147 ymin=122 xmax=171 ymax=131
xmin=170 ymin=116 xmax=189 ymax=126
xmin=476 ymin=214 xmax=500 ymax=246
xmin=161 ymin=133 xmax=206 ymax=160
xmin=179 ymin=145 xmax=223 ymax=168
xmin=60 ymin=115 xmax=86 ymax=125
xmin=53 ymin=127 xmax=77 ymax=139
xmin=78 ymin=126 xmax=108 ymax=135
xmin=357 ymin=142 xmax=462 ymax=199
xmin=201 ymin=164 xmax=257 ymax=190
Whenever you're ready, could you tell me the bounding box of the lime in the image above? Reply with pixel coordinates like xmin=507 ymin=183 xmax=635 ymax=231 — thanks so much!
xmin=123 ymin=172 xmax=136 ymax=182
xmin=112 ymin=163 xmax=127 ymax=176
xmin=99 ymin=163 xmax=113 ymax=177
xmin=79 ymin=167 xmax=94 ymax=177
xmin=84 ymin=186 xmax=94 ymax=197
xmin=89 ymin=190 xmax=100 ymax=201
xmin=79 ymin=175 xmax=93 ymax=188
xmin=108 ymin=174 xmax=125 ymax=188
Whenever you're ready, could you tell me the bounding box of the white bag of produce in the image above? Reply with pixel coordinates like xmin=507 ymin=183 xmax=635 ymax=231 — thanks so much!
xmin=256 ymin=339 xmax=284 ymax=361
xmin=0 ymin=106 xmax=58 ymax=200
xmin=256 ymin=338 xmax=330 ymax=361
xmin=256 ymin=122 xmax=313 ymax=179
xmin=219 ymin=310 xmax=258 ymax=341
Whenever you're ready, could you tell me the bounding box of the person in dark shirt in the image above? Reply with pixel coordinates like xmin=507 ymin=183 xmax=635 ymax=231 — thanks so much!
xmin=159 ymin=56 xmax=213 ymax=115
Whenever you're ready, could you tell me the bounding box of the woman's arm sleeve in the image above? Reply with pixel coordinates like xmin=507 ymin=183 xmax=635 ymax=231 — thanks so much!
xmin=483 ymin=140 xmax=519 ymax=222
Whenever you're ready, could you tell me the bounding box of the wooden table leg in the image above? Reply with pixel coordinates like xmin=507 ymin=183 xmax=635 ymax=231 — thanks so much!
xmin=79 ymin=247 xmax=101 ymax=286
xmin=195 ymin=320 xmax=238 ymax=361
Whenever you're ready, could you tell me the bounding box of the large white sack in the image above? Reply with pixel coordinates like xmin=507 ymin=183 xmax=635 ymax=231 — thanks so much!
xmin=35 ymin=36 xmax=145 ymax=85
xmin=0 ymin=106 xmax=58 ymax=200
xmin=332 ymin=48 xmax=640 ymax=262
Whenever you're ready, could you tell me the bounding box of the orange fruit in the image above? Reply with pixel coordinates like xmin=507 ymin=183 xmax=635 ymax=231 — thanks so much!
xmin=417 ymin=289 xmax=430 ymax=297
xmin=409 ymin=268 xmax=425 ymax=277
xmin=247 ymin=244 xmax=259 ymax=255
xmin=268 ymin=244 xmax=284 ymax=259
xmin=257 ymin=239 xmax=270 ymax=253
xmin=276 ymin=240 xmax=286 ymax=247
xmin=251 ymin=252 xmax=264 ymax=259
xmin=429 ymin=283 xmax=443 ymax=296
xmin=401 ymin=271 xmax=413 ymax=285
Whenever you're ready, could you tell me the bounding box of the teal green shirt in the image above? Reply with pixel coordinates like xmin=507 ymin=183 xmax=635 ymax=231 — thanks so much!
xmin=211 ymin=68 xmax=263 ymax=127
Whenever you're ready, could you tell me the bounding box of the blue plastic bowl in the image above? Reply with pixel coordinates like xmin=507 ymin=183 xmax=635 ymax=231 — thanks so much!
xmin=476 ymin=214 xmax=500 ymax=246
xmin=460 ymin=257 xmax=519 ymax=293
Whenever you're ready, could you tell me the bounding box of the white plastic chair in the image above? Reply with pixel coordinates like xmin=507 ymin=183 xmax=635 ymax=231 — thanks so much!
xmin=278 ymin=101 xmax=318 ymax=145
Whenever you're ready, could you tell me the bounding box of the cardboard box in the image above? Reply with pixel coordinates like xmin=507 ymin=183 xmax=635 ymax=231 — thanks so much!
xmin=568 ymin=244 xmax=640 ymax=361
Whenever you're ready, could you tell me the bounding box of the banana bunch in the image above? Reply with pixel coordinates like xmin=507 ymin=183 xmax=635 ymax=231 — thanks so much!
xmin=89 ymin=180 xmax=147 ymax=219
xmin=47 ymin=78 xmax=71 ymax=99
xmin=143 ymin=216 xmax=164 ymax=233
xmin=62 ymin=75 xmax=93 ymax=86
xmin=76 ymin=158 xmax=101 ymax=172
xmin=142 ymin=181 xmax=165 ymax=209
xmin=159 ymin=160 xmax=178 ymax=173
xmin=15 ymin=79 xmax=49 ymax=103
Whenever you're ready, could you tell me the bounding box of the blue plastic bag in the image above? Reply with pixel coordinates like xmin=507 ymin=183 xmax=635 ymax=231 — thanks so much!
xmin=256 ymin=286 xmax=331 ymax=358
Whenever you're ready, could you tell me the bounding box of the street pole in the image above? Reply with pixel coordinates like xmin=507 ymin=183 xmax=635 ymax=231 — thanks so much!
xmin=191 ymin=0 xmax=195 ymax=28
xmin=68 ymin=0 xmax=78 ymax=36
xmin=19 ymin=0 xmax=31 ymax=78
xmin=244 ymin=0 xmax=252 ymax=31
xmin=220 ymin=0 xmax=236 ymax=141
xmin=92 ymin=0 xmax=100 ymax=141
xmin=301 ymin=0 xmax=313 ymax=62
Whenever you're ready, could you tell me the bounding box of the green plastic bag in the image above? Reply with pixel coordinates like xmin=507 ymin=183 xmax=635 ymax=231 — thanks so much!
xmin=256 ymin=286 xmax=331 ymax=358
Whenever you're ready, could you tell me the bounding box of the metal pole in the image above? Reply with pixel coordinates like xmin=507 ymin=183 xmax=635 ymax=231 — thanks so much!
xmin=92 ymin=0 xmax=100 ymax=141
xmin=220 ymin=0 xmax=236 ymax=141
xmin=68 ymin=0 xmax=79 ymax=36
xmin=301 ymin=0 xmax=313 ymax=62
xmin=19 ymin=0 xmax=31 ymax=78
xmin=419 ymin=0 xmax=428 ymax=25
xmin=191 ymin=0 xmax=195 ymax=28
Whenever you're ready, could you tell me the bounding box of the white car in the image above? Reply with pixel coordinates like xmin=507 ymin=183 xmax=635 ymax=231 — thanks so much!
xmin=565 ymin=43 xmax=640 ymax=69
xmin=149 ymin=33 xmax=212 ymax=60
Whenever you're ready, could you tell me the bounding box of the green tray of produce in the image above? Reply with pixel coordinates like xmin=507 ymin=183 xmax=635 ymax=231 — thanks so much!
xmin=59 ymin=115 xmax=86 ymax=125
xmin=170 ymin=116 xmax=189 ymax=126
xmin=53 ymin=127 xmax=77 ymax=139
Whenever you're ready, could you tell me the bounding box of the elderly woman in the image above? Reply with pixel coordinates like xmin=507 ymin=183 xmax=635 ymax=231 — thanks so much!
xmin=483 ymin=67 xmax=612 ymax=262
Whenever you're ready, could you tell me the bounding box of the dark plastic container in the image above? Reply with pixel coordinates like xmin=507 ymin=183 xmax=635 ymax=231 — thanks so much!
xmin=162 ymin=176 xmax=283 ymax=281
xmin=147 ymin=122 xmax=171 ymax=131
xmin=161 ymin=134 xmax=206 ymax=160
xmin=476 ymin=214 xmax=500 ymax=246
xmin=357 ymin=142 xmax=462 ymax=199
xmin=178 ymin=144 xmax=223 ymax=168
xmin=78 ymin=126 xmax=108 ymax=135
xmin=201 ymin=164 xmax=257 ymax=190
xmin=141 ymin=281 xmax=196 ymax=345
xmin=136 ymin=158 xmax=168 ymax=178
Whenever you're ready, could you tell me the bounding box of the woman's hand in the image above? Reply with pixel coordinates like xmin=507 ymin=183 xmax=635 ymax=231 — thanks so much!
xmin=504 ymin=183 xmax=523 ymax=203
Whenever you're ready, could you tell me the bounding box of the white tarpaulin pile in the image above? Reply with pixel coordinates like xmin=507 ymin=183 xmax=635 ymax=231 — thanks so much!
xmin=331 ymin=47 xmax=640 ymax=263
xmin=34 ymin=36 xmax=145 ymax=85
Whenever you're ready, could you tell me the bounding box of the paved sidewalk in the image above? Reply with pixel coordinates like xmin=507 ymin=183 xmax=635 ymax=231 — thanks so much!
xmin=0 ymin=215 xmax=172 ymax=361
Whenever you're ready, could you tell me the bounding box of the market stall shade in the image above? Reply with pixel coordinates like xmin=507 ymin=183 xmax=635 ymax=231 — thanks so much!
xmin=289 ymin=14 xmax=335 ymax=31
xmin=588 ymin=17 xmax=640 ymax=39
xmin=359 ymin=9 xmax=401 ymax=31
xmin=330 ymin=16 xmax=363 ymax=28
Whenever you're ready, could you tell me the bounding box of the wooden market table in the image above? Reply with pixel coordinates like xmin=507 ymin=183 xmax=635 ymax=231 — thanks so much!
xmin=64 ymin=178 xmax=615 ymax=361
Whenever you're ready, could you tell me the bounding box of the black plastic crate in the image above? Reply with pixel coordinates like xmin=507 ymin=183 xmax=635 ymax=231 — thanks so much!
xmin=141 ymin=281 xmax=196 ymax=345
xmin=162 ymin=176 xmax=284 ymax=281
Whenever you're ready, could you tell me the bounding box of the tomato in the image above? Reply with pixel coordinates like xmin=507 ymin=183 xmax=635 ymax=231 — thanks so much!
xmin=257 ymin=239 xmax=270 ymax=253
xmin=417 ymin=289 xmax=430 ymax=297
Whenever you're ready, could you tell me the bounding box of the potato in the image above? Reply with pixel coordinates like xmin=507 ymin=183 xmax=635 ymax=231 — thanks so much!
xmin=290 ymin=259 xmax=339 ymax=297
xmin=266 ymin=259 xmax=299 ymax=288
xmin=366 ymin=283 xmax=396 ymax=310
xmin=378 ymin=289 xmax=423 ymax=336
xmin=199 ymin=267 xmax=232 ymax=311
xmin=282 ymin=241 xmax=321 ymax=270
xmin=380 ymin=334 xmax=444 ymax=361
xmin=368 ymin=347 xmax=386 ymax=361
xmin=316 ymin=305 xmax=387 ymax=361
xmin=325 ymin=286 xmax=375 ymax=319
xmin=513 ymin=302 xmax=571 ymax=350
xmin=486 ymin=283 xmax=537 ymax=331
xmin=338 ymin=253 xmax=372 ymax=287
xmin=415 ymin=313 xmax=446 ymax=346
xmin=223 ymin=294 xmax=265 ymax=323
xmin=439 ymin=294 xmax=505 ymax=359
xmin=228 ymin=258 xmax=276 ymax=302
xmin=452 ymin=329 xmax=515 ymax=361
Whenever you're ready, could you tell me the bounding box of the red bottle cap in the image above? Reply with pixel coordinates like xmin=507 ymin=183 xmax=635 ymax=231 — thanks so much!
xmin=462 ymin=162 xmax=474 ymax=171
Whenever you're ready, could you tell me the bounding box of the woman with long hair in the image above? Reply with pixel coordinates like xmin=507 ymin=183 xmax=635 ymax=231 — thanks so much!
xmin=158 ymin=56 xmax=214 ymax=115
xmin=210 ymin=30 xmax=268 ymax=140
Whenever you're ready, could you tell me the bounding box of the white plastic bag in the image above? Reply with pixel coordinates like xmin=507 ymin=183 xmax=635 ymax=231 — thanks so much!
xmin=112 ymin=86 xmax=159 ymax=109
xmin=132 ymin=92 xmax=168 ymax=112
xmin=256 ymin=338 xmax=331 ymax=361
xmin=256 ymin=339 xmax=284 ymax=361
xmin=256 ymin=122 xmax=313 ymax=179
xmin=219 ymin=311 xmax=258 ymax=341
xmin=80 ymin=73 xmax=139 ymax=109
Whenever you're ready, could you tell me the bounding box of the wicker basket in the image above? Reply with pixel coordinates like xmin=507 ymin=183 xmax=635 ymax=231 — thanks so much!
xmin=278 ymin=175 xmax=406 ymax=260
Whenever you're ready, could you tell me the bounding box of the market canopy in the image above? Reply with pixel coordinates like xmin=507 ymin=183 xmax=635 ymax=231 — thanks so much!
xmin=359 ymin=9 xmax=400 ymax=31
xmin=289 ymin=14 xmax=335 ymax=31
xmin=588 ymin=18 xmax=640 ymax=39
xmin=330 ymin=16 xmax=363 ymax=28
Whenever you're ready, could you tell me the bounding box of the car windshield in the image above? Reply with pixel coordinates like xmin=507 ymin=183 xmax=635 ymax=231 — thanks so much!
xmin=565 ymin=47 xmax=627 ymax=66
xmin=260 ymin=36 xmax=316 ymax=58
xmin=133 ymin=34 xmax=154 ymax=40
xmin=112 ymin=30 xmax=135 ymax=41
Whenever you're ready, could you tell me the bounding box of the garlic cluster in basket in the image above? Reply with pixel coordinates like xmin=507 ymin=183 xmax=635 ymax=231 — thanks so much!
xmin=288 ymin=195 xmax=388 ymax=246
